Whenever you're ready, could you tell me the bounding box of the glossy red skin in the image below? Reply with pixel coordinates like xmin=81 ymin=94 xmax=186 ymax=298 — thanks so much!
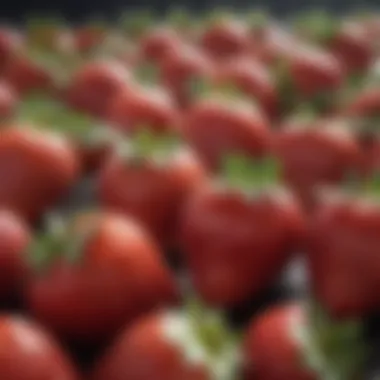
xmin=92 ymin=313 xmax=209 ymax=380
xmin=0 ymin=210 xmax=30 ymax=301
xmin=65 ymin=60 xmax=131 ymax=118
xmin=200 ymin=19 xmax=250 ymax=61
xmin=107 ymin=84 xmax=179 ymax=134
xmin=287 ymin=46 xmax=344 ymax=98
xmin=213 ymin=57 xmax=279 ymax=118
xmin=0 ymin=126 xmax=80 ymax=222
xmin=3 ymin=55 xmax=53 ymax=96
xmin=26 ymin=212 xmax=179 ymax=344
xmin=160 ymin=45 xmax=213 ymax=108
xmin=0 ymin=315 xmax=78 ymax=380
xmin=307 ymin=195 xmax=380 ymax=319
xmin=180 ymin=184 xmax=305 ymax=307
xmin=0 ymin=28 xmax=23 ymax=73
xmin=99 ymin=148 xmax=206 ymax=248
xmin=0 ymin=81 xmax=17 ymax=119
xmin=181 ymin=97 xmax=271 ymax=170
xmin=275 ymin=119 xmax=362 ymax=209
xmin=244 ymin=303 xmax=315 ymax=380
xmin=329 ymin=22 xmax=373 ymax=74
xmin=139 ymin=27 xmax=183 ymax=64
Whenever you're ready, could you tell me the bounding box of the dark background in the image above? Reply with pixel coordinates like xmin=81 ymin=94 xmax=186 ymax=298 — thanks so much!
xmin=1 ymin=0 xmax=380 ymax=22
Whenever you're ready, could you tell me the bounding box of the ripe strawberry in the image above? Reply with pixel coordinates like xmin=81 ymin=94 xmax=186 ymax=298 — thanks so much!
xmin=275 ymin=117 xmax=362 ymax=209
xmin=64 ymin=59 xmax=132 ymax=118
xmin=180 ymin=89 xmax=271 ymax=170
xmin=107 ymin=82 xmax=179 ymax=135
xmin=0 ymin=125 xmax=79 ymax=222
xmin=160 ymin=45 xmax=213 ymax=108
xmin=26 ymin=211 xmax=179 ymax=344
xmin=200 ymin=15 xmax=250 ymax=61
xmin=244 ymin=302 xmax=366 ymax=380
xmin=91 ymin=302 xmax=239 ymax=380
xmin=98 ymin=131 xmax=206 ymax=248
xmin=139 ymin=26 xmax=183 ymax=64
xmin=0 ymin=314 xmax=79 ymax=380
xmin=213 ymin=56 xmax=279 ymax=119
xmin=307 ymin=181 xmax=380 ymax=319
xmin=180 ymin=156 xmax=305 ymax=307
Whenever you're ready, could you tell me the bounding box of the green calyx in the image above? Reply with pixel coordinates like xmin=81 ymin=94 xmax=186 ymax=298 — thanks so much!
xmin=134 ymin=63 xmax=159 ymax=86
xmin=222 ymin=154 xmax=280 ymax=192
xmin=184 ymin=298 xmax=240 ymax=380
xmin=118 ymin=10 xmax=154 ymax=39
xmin=245 ymin=9 xmax=269 ymax=30
xmin=29 ymin=214 xmax=96 ymax=272
xmin=166 ymin=8 xmax=193 ymax=31
xmin=186 ymin=76 xmax=245 ymax=104
xmin=16 ymin=94 xmax=109 ymax=146
xmin=292 ymin=10 xmax=338 ymax=45
xmin=297 ymin=301 xmax=367 ymax=380
xmin=116 ymin=128 xmax=179 ymax=165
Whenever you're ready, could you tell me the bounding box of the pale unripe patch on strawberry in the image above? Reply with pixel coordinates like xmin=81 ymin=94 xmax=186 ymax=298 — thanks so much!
xmin=161 ymin=309 xmax=240 ymax=380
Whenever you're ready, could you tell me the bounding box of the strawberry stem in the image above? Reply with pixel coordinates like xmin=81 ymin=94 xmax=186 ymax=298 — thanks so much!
xmin=222 ymin=154 xmax=280 ymax=191
xmin=299 ymin=300 xmax=367 ymax=380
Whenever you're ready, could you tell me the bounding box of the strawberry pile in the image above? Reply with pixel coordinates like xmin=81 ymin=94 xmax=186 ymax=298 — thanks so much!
xmin=0 ymin=9 xmax=379 ymax=380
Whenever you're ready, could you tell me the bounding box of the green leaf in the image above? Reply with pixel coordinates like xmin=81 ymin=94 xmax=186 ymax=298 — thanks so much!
xmin=119 ymin=10 xmax=154 ymax=38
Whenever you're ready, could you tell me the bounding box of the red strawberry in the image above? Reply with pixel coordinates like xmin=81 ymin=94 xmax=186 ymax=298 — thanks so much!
xmin=160 ymin=45 xmax=213 ymax=108
xmin=0 ymin=125 xmax=80 ymax=222
xmin=200 ymin=16 xmax=250 ymax=61
xmin=0 ymin=27 xmax=23 ymax=73
xmin=307 ymin=184 xmax=380 ymax=319
xmin=213 ymin=56 xmax=279 ymax=119
xmin=244 ymin=303 xmax=315 ymax=380
xmin=107 ymin=83 xmax=179 ymax=135
xmin=74 ymin=23 xmax=108 ymax=54
xmin=0 ymin=315 xmax=79 ymax=380
xmin=329 ymin=21 xmax=374 ymax=74
xmin=180 ymin=157 xmax=305 ymax=307
xmin=243 ymin=301 xmax=365 ymax=380
xmin=98 ymin=132 xmax=206 ymax=248
xmin=180 ymin=91 xmax=271 ymax=170
xmin=64 ymin=59 xmax=132 ymax=118
xmin=91 ymin=302 xmax=239 ymax=380
xmin=3 ymin=52 xmax=54 ymax=96
xmin=275 ymin=117 xmax=362 ymax=209
xmin=26 ymin=211 xmax=179 ymax=344
xmin=139 ymin=26 xmax=183 ymax=64
xmin=0 ymin=210 xmax=31 ymax=302
xmin=276 ymin=44 xmax=344 ymax=111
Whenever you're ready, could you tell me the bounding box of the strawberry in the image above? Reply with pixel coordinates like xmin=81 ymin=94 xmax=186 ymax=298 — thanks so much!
xmin=199 ymin=13 xmax=250 ymax=61
xmin=180 ymin=88 xmax=271 ymax=171
xmin=307 ymin=178 xmax=380 ymax=319
xmin=64 ymin=59 xmax=132 ymax=118
xmin=139 ymin=26 xmax=183 ymax=64
xmin=160 ymin=45 xmax=213 ymax=108
xmin=98 ymin=131 xmax=206 ymax=249
xmin=180 ymin=156 xmax=305 ymax=307
xmin=0 ymin=80 xmax=17 ymax=119
xmin=91 ymin=301 xmax=239 ymax=380
xmin=244 ymin=301 xmax=366 ymax=380
xmin=107 ymin=81 xmax=179 ymax=135
xmin=0 ymin=125 xmax=79 ymax=222
xmin=0 ymin=314 xmax=79 ymax=380
xmin=275 ymin=117 xmax=362 ymax=209
xmin=26 ymin=211 xmax=179 ymax=344
xmin=213 ymin=56 xmax=279 ymax=119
